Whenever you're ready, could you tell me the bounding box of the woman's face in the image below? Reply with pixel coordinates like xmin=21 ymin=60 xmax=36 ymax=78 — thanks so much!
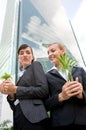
xmin=47 ymin=44 xmax=65 ymax=67
xmin=18 ymin=47 xmax=34 ymax=68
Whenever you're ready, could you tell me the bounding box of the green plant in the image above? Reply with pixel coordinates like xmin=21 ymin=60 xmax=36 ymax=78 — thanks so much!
xmin=0 ymin=120 xmax=13 ymax=130
xmin=1 ymin=73 xmax=12 ymax=80
xmin=56 ymin=54 xmax=78 ymax=81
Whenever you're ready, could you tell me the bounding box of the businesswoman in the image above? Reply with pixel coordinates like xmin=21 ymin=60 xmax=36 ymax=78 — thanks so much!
xmin=0 ymin=44 xmax=49 ymax=130
xmin=45 ymin=42 xmax=86 ymax=129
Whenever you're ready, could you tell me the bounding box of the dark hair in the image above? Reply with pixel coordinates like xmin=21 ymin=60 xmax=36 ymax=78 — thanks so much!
xmin=18 ymin=44 xmax=34 ymax=54
xmin=18 ymin=44 xmax=35 ymax=70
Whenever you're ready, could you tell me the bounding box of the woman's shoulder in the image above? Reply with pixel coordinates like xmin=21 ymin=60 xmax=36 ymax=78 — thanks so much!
xmin=73 ymin=66 xmax=86 ymax=73
xmin=32 ymin=61 xmax=41 ymax=65
xmin=32 ymin=61 xmax=43 ymax=69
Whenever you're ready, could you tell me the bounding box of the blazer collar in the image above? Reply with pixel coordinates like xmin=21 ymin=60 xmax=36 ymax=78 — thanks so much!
xmin=49 ymin=68 xmax=64 ymax=78
xmin=48 ymin=66 xmax=77 ymax=81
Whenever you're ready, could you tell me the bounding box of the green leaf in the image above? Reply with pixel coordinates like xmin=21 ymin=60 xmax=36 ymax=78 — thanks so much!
xmin=56 ymin=54 xmax=78 ymax=81
xmin=0 ymin=120 xmax=13 ymax=130
xmin=1 ymin=72 xmax=12 ymax=80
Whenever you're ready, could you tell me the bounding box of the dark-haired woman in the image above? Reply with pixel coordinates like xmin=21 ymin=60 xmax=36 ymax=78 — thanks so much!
xmin=0 ymin=44 xmax=49 ymax=130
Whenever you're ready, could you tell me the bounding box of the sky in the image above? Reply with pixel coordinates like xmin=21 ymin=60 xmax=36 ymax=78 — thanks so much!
xmin=0 ymin=0 xmax=86 ymax=66
xmin=71 ymin=0 xmax=86 ymax=66
xmin=62 ymin=0 xmax=86 ymax=67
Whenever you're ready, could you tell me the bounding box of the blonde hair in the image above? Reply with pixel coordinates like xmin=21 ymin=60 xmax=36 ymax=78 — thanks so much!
xmin=48 ymin=42 xmax=66 ymax=52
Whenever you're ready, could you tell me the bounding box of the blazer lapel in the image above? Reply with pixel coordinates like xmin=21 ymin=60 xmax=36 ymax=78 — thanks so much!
xmin=49 ymin=67 xmax=77 ymax=81
xmin=50 ymin=69 xmax=66 ymax=80
xmin=16 ymin=65 xmax=31 ymax=85
xmin=16 ymin=73 xmax=24 ymax=85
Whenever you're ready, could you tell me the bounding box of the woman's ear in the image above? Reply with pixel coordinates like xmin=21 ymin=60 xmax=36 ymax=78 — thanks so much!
xmin=62 ymin=48 xmax=66 ymax=56
xmin=32 ymin=56 xmax=35 ymax=61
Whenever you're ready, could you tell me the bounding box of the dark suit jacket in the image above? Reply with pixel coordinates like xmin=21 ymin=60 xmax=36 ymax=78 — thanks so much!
xmin=7 ymin=61 xmax=49 ymax=123
xmin=45 ymin=66 xmax=86 ymax=127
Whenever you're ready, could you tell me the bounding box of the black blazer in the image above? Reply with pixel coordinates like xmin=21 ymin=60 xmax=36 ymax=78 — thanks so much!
xmin=45 ymin=66 xmax=86 ymax=127
xmin=7 ymin=61 xmax=49 ymax=123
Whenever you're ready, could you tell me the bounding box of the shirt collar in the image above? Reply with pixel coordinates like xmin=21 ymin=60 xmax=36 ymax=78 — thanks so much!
xmin=48 ymin=66 xmax=68 ymax=81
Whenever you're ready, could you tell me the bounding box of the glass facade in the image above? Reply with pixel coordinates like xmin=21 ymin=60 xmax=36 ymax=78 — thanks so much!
xmin=18 ymin=0 xmax=85 ymax=74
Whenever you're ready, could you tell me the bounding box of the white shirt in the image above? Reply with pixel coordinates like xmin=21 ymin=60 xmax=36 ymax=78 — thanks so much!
xmin=14 ymin=69 xmax=25 ymax=106
xmin=50 ymin=66 xmax=68 ymax=81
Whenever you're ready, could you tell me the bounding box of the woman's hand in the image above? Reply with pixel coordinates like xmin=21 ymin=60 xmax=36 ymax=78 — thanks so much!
xmin=58 ymin=77 xmax=83 ymax=102
xmin=0 ymin=80 xmax=17 ymax=95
